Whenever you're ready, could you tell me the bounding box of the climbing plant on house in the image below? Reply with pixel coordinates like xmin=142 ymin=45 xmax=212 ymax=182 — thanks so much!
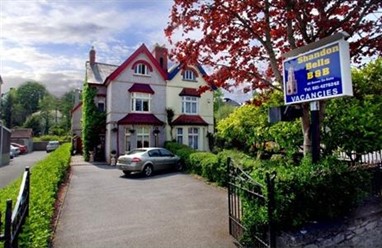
xmin=82 ymin=83 xmax=106 ymax=161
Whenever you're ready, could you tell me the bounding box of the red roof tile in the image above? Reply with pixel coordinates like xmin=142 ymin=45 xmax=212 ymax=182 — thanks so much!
xmin=179 ymin=88 xmax=200 ymax=97
xmin=171 ymin=115 xmax=208 ymax=126
xmin=118 ymin=113 xmax=164 ymax=125
xmin=128 ymin=83 xmax=155 ymax=94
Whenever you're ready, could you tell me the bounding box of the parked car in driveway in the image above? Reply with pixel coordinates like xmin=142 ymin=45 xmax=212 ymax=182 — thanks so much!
xmin=11 ymin=143 xmax=28 ymax=154
xmin=116 ymin=147 xmax=182 ymax=177
xmin=46 ymin=141 xmax=60 ymax=153
xmin=10 ymin=145 xmax=20 ymax=158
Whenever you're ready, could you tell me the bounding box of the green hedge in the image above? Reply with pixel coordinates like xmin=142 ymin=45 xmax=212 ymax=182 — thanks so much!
xmin=165 ymin=141 xmax=372 ymax=233
xmin=0 ymin=143 xmax=71 ymax=247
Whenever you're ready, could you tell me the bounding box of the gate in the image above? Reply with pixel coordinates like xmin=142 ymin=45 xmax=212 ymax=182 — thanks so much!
xmin=0 ymin=167 xmax=30 ymax=248
xmin=227 ymin=158 xmax=276 ymax=248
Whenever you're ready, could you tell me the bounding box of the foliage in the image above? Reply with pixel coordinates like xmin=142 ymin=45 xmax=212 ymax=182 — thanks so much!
xmin=166 ymin=0 xmax=382 ymax=156
xmin=166 ymin=0 xmax=381 ymax=90
xmin=33 ymin=135 xmax=71 ymax=143
xmin=1 ymin=81 xmax=74 ymax=135
xmin=165 ymin=141 xmax=372 ymax=236
xmin=322 ymin=58 xmax=382 ymax=157
xmin=216 ymin=90 xmax=301 ymax=157
xmin=0 ymin=143 xmax=71 ymax=248
xmin=82 ymin=83 xmax=106 ymax=161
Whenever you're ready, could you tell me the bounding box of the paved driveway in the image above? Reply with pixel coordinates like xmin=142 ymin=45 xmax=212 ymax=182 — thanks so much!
xmin=53 ymin=161 xmax=237 ymax=248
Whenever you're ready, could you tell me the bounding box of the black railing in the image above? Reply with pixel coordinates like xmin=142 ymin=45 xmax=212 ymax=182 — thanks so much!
xmin=0 ymin=167 xmax=30 ymax=248
xmin=227 ymin=157 xmax=276 ymax=248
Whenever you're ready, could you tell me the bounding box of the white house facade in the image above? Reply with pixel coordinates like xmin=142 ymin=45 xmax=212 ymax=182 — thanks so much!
xmin=72 ymin=44 xmax=214 ymax=162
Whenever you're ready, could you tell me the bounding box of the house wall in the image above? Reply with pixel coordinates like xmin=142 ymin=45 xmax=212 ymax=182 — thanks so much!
xmin=71 ymin=104 xmax=82 ymax=137
xmin=166 ymin=66 xmax=214 ymax=151
xmin=105 ymin=53 xmax=167 ymax=161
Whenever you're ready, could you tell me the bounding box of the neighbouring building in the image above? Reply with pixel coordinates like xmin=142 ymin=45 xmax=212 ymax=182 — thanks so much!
xmin=72 ymin=44 xmax=214 ymax=162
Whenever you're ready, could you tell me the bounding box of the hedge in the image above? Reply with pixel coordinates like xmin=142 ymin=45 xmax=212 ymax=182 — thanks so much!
xmin=165 ymin=141 xmax=372 ymax=233
xmin=0 ymin=143 xmax=71 ymax=247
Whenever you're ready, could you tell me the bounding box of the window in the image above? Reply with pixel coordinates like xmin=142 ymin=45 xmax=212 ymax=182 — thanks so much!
xmin=131 ymin=93 xmax=151 ymax=112
xmin=136 ymin=126 xmax=150 ymax=148
xmin=97 ymin=101 xmax=105 ymax=112
xmin=182 ymin=96 xmax=198 ymax=114
xmin=188 ymin=128 xmax=199 ymax=150
xmin=134 ymin=63 xmax=148 ymax=75
xmin=124 ymin=128 xmax=131 ymax=153
xmin=176 ymin=128 xmax=183 ymax=144
xmin=183 ymin=69 xmax=196 ymax=81
xmin=148 ymin=149 xmax=161 ymax=157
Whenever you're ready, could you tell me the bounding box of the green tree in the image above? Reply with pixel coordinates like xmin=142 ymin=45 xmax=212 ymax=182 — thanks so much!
xmin=322 ymin=59 xmax=382 ymax=159
xmin=59 ymin=90 xmax=76 ymax=133
xmin=23 ymin=114 xmax=43 ymax=136
xmin=15 ymin=81 xmax=48 ymax=123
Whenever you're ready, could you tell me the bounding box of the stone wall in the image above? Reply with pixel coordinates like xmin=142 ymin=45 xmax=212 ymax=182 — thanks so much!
xmin=277 ymin=197 xmax=382 ymax=247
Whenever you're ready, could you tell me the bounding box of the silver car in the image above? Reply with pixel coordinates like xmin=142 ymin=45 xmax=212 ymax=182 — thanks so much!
xmin=116 ymin=147 xmax=182 ymax=177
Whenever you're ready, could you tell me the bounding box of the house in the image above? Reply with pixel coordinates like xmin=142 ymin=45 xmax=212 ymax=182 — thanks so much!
xmin=72 ymin=44 xmax=214 ymax=162
xmin=10 ymin=128 xmax=33 ymax=152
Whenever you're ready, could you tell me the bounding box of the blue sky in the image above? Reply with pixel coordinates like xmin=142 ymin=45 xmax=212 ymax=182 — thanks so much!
xmin=0 ymin=0 xmax=175 ymax=96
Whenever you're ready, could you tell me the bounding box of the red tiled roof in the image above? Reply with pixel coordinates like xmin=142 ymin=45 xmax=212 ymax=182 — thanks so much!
xmin=179 ymin=88 xmax=200 ymax=97
xmin=171 ymin=115 xmax=208 ymax=126
xmin=118 ymin=113 xmax=164 ymax=125
xmin=11 ymin=128 xmax=33 ymax=138
xmin=128 ymin=83 xmax=155 ymax=94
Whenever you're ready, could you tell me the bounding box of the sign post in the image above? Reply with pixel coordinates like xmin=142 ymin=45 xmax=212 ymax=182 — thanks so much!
xmin=282 ymin=32 xmax=352 ymax=163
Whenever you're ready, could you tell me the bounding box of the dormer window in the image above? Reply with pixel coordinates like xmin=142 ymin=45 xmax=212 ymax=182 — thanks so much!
xmin=183 ymin=69 xmax=196 ymax=81
xmin=132 ymin=60 xmax=153 ymax=76
xmin=134 ymin=63 xmax=148 ymax=75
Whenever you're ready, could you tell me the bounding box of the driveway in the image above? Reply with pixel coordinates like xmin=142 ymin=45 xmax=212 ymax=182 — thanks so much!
xmin=53 ymin=161 xmax=236 ymax=248
xmin=0 ymin=151 xmax=48 ymax=188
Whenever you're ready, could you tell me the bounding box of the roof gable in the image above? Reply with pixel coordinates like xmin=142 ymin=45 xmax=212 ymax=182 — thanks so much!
xmin=106 ymin=44 xmax=167 ymax=85
xmin=168 ymin=64 xmax=207 ymax=80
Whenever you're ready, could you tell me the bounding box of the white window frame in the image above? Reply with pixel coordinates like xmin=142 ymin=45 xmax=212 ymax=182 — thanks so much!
xmin=188 ymin=127 xmax=199 ymax=150
xmin=176 ymin=128 xmax=183 ymax=144
xmin=131 ymin=92 xmax=151 ymax=112
xmin=134 ymin=63 xmax=149 ymax=75
xmin=181 ymin=96 xmax=198 ymax=115
xmin=136 ymin=126 xmax=150 ymax=148
xmin=183 ymin=69 xmax=196 ymax=81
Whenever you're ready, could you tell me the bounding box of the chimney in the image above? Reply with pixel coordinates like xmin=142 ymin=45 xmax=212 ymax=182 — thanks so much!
xmin=153 ymin=44 xmax=168 ymax=72
xmin=89 ymin=46 xmax=96 ymax=65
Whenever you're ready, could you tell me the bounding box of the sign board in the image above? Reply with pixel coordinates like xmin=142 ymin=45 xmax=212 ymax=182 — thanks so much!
xmin=283 ymin=39 xmax=352 ymax=105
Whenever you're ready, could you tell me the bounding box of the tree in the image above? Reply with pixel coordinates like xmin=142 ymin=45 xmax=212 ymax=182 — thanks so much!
xmin=166 ymin=0 xmax=382 ymax=156
xmin=15 ymin=81 xmax=48 ymax=123
xmin=322 ymin=58 xmax=382 ymax=159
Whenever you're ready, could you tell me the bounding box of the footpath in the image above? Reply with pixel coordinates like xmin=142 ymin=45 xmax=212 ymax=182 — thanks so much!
xmin=52 ymin=155 xmax=236 ymax=248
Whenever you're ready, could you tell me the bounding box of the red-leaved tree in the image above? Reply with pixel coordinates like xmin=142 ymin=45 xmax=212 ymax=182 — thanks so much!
xmin=165 ymin=0 xmax=382 ymax=155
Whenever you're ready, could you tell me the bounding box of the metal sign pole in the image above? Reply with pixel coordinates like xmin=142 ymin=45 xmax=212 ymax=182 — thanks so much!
xmin=310 ymin=101 xmax=320 ymax=163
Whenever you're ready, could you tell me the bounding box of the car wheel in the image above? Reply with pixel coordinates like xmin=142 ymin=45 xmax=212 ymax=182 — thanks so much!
xmin=175 ymin=161 xmax=183 ymax=171
xmin=143 ymin=164 xmax=153 ymax=177
xmin=123 ymin=171 xmax=131 ymax=176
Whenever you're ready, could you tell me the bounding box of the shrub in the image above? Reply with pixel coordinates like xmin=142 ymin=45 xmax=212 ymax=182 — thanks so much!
xmin=0 ymin=143 xmax=71 ymax=247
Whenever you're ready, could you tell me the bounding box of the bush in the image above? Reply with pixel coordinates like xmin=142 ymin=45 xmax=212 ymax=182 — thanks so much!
xmin=33 ymin=135 xmax=71 ymax=143
xmin=0 ymin=143 xmax=71 ymax=247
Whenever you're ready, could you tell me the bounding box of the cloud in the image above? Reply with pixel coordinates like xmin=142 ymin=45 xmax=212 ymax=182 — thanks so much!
xmin=0 ymin=0 xmax=174 ymax=96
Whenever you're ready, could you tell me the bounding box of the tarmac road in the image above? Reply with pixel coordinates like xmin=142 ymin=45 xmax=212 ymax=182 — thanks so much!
xmin=0 ymin=151 xmax=48 ymax=188
xmin=53 ymin=156 xmax=237 ymax=248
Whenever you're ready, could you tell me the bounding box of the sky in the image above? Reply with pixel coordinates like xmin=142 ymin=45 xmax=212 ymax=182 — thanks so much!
xmin=0 ymin=0 xmax=176 ymax=97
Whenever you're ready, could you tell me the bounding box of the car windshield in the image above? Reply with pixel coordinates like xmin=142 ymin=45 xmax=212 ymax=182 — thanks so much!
xmin=49 ymin=141 xmax=59 ymax=145
xmin=127 ymin=149 xmax=147 ymax=155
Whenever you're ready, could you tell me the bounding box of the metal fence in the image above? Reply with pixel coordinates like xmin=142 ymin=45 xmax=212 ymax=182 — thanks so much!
xmin=227 ymin=158 xmax=276 ymax=248
xmin=0 ymin=167 xmax=30 ymax=248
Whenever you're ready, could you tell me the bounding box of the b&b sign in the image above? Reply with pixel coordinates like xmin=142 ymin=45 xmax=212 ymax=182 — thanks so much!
xmin=283 ymin=37 xmax=352 ymax=105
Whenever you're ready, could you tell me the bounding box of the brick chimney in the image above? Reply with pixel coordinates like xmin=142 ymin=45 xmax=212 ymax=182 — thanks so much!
xmin=153 ymin=44 xmax=168 ymax=72
xmin=89 ymin=46 xmax=96 ymax=65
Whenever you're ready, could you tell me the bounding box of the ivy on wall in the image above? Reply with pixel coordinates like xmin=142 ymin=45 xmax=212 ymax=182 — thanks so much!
xmin=81 ymin=83 xmax=106 ymax=161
